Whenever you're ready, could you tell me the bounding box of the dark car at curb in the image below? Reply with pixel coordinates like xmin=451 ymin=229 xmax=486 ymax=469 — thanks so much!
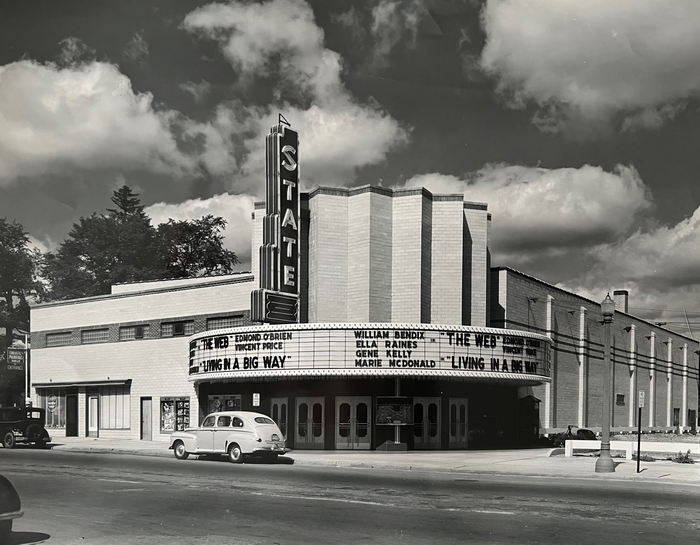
xmin=0 ymin=407 xmax=51 ymax=449
xmin=0 ymin=474 xmax=22 ymax=543
xmin=551 ymin=426 xmax=597 ymax=447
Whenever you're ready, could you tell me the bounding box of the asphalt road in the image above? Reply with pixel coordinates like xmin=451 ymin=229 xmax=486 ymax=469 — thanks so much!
xmin=0 ymin=449 xmax=699 ymax=545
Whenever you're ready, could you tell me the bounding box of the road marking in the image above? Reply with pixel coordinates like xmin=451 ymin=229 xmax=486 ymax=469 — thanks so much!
xmin=249 ymin=491 xmax=388 ymax=507
xmin=473 ymin=509 xmax=516 ymax=515
xmin=97 ymin=478 xmax=143 ymax=484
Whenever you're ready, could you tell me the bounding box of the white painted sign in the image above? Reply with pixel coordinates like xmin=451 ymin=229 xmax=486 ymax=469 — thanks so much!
xmin=188 ymin=324 xmax=552 ymax=382
xmin=253 ymin=393 xmax=260 ymax=407
xmin=638 ymin=391 xmax=645 ymax=408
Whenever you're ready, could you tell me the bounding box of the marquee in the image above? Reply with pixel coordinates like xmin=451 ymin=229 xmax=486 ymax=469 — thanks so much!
xmin=188 ymin=323 xmax=552 ymax=384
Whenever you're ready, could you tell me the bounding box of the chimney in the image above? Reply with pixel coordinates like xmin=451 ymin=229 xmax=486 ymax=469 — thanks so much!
xmin=613 ymin=290 xmax=629 ymax=313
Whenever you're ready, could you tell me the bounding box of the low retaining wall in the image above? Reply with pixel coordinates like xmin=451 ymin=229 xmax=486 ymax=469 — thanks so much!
xmin=564 ymin=440 xmax=700 ymax=460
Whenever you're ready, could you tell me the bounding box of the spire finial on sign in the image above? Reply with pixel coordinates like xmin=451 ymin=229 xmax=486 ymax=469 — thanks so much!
xmin=278 ymin=113 xmax=291 ymax=127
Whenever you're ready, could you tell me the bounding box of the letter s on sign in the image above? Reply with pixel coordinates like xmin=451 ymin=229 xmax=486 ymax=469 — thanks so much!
xmin=281 ymin=145 xmax=297 ymax=172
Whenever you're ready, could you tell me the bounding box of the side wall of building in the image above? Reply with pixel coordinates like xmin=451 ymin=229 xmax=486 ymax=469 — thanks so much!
xmin=490 ymin=268 xmax=700 ymax=434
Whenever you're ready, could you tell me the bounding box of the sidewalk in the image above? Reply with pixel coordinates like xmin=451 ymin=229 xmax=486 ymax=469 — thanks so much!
xmin=43 ymin=437 xmax=700 ymax=484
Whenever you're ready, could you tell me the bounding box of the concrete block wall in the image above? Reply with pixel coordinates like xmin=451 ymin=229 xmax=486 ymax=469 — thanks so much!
xmin=463 ymin=204 xmax=489 ymax=326
xmin=369 ymin=192 xmax=393 ymax=321
xmin=308 ymin=193 xmax=348 ymax=323
xmin=490 ymin=267 xmax=699 ymax=433
xmin=430 ymin=198 xmax=464 ymax=324
xmin=251 ymin=203 xmax=264 ymax=287
xmin=391 ymin=193 xmax=424 ymax=322
xmin=346 ymin=191 xmax=371 ymax=322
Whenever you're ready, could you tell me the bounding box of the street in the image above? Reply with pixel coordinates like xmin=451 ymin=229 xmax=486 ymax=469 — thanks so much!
xmin=1 ymin=449 xmax=699 ymax=544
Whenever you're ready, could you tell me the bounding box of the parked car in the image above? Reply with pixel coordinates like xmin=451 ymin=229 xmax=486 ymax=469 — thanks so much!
xmin=169 ymin=411 xmax=287 ymax=463
xmin=0 ymin=407 xmax=51 ymax=449
xmin=0 ymin=474 xmax=22 ymax=542
xmin=551 ymin=425 xmax=597 ymax=447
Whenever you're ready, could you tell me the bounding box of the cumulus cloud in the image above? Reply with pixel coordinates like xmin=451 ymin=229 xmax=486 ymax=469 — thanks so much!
xmin=405 ymin=163 xmax=652 ymax=255
xmin=480 ymin=1 xmax=700 ymax=135
xmin=57 ymin=37 xmax=95 ymax=66
xmin=370 ymin=0 xmax=426 ymax=68
xmin=0 ymin=60 xmax=193 ymax=183
xmin=179 ymin=79 xmax=212 ymax=103
xmin=183 ymin=0 xmax=408 ymax=190
xmin=123 ymin=31 xmax=150 ymax=63
xmin=145 ymin=193 xmax=255 ymax=266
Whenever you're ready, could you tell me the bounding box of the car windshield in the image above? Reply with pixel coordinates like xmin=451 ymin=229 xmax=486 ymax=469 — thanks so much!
xmin=254 ymin=417 xmax=275 ymax=424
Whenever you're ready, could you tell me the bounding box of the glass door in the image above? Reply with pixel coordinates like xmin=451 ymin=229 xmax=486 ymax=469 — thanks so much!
xmin=412 ymin=397 xmax=441 ymax=449
xmin=448 ymin=398 xmax=468 ymax=449
xmin=295 ymin=396 xmax=324 ymax=449
xmin=270 ymin=397 xmax=289 ymax=445
xmin=88 ymin=395 xmax=99 ymax=437
xmin=335 ymin=397 xmax=372 ymax=450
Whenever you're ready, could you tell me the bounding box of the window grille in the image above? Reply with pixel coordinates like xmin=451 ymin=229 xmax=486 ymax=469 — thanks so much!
xmin=81 ymin=328 xmax=110 ymax=344
xmin=46 ymin=332 xmax=72 ymax=347
xmin=161 ymin=321 xmax=194 ymax=337
xmin=119 ymin=325 xmax=148 ymax=341
xmin=206 ymin=315 xmax=246 ymax=330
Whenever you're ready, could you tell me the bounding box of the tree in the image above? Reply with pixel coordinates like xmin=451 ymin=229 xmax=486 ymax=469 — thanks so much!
xmin=157 ymin=215 xmax=239 ymax=278
xmin=0 ymin=219 xmax=43 ymax=404
xmin=43 ymin=186 xmax=239 ymax=300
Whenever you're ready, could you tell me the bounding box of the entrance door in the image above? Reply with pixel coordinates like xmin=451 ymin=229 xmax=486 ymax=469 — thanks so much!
xmin=412 ymin=397 xmax=441 ymax=449
xmin=270 ymin=397 xmax=289 ymax=445
xmin=335 ymin=396 xmax=371 ymax=450
xmin=65 ymin=395 xmax=78 ymax=437
xmin=448 ymin=398 xmax=468 ymax=449
xmin=295 ymin=397 xmax=324 ymax=449
xmin=140 ymin=397 xmax=152 ymax=441
xmin=87 ymin=395 xmax=99 ymax=437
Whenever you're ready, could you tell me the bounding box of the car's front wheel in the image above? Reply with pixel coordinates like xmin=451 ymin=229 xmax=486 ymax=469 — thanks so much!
xmin=173 ymin=441 xmax=189 ymax=460
xmin=227 ymin=443 xmax=243 ymax=463
xmin=2 ymin=432 xmax=16 ymax=449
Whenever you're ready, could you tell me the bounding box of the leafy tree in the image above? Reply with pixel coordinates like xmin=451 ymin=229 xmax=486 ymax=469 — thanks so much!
xmin=0 ymin=218 xmax=43 ymax=404
xmin=157 ymin=215 xmax=239 ymax=278
xmin=43 ymin=186 xmax=239 ymax=300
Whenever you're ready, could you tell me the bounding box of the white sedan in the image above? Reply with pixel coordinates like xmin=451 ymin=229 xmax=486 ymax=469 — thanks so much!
xmin=169 ymin=411 xmax=287 ymax=463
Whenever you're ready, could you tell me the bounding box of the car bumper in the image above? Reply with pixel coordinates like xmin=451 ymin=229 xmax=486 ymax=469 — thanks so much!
xmin=253 ymin=445 xmax=287 ymax=454
xmin=0 ymin=510 xmax=23 ymax=521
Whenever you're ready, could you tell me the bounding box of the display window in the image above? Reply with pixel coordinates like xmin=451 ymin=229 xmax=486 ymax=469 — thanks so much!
xmin=160 ymin=397 xmax=190 ymax=432
xmin=207 ymin=394 xmax=241 ymax=414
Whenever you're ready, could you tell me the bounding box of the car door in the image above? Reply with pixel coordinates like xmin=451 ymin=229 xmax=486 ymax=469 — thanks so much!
xmin=213 ymin=415 xmax=232 ymax=452
xmin=196 ymin=415 xmax=216 ymax=452
xmin=229 ymin=416 xmax=249 ymax=452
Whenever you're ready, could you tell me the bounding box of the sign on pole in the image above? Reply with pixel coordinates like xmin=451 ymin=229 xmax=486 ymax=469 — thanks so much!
xmin=4 ymin=349 xmax=25 ymax=373
xmin=251 ymin=119 xmax=300 ymax=324
xmin=638 ymin=391 xmax=645 ymax=408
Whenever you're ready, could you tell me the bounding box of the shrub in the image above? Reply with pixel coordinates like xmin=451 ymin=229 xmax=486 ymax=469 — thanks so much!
xmin=633 ymin=453 xmax=655 ymax=462
xmin=669 ymin=450 xmax=695 ymax=464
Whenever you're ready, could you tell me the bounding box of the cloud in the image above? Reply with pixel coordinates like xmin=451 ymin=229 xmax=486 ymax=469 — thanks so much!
xmin=145 ymin=193 xmax=255 ymax=266
xmin=183 ymin=0 xmax=408 ymax=190
xmin=0 ymin=60 xmax=194 ymax=184
xmin=179 ymin=79 xmax=212 ymax=103
xmin=123 ymin=31 xmax=150 ymax=63
xmin=370 ymin=0 xmax=426 ymax=68
xmin=479 ymin=1 xmax=700 ymax=135
xmin=405 ymin=163 xmax=651 ymax=256
xmin=57 ymin=37 xmax=95 ymax=66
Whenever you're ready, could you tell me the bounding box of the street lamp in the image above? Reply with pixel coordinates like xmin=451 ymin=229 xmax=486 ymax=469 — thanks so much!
xmin=595 ymin=293 xmax=616 ymax=473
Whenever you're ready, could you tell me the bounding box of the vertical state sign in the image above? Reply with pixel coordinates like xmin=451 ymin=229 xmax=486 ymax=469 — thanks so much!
xmin=251 ymin=122 xmax=300 ymax=324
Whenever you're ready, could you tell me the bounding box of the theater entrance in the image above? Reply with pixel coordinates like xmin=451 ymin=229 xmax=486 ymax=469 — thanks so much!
xmin=448 ymin=397 xmax=468 ymax=449
xmin=270 ymin=397 xmax=289 ymax=445
xmin=295 ymin=396 xmax=324 ymax=449
xmin=335 ymin=396 xmax=371 ymax=450
xmin=412 ymin=397 xmax=441 ymax=449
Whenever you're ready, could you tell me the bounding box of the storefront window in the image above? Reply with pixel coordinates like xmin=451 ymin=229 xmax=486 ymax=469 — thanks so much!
xmin=100 ymin=386 xmax=130 ymax=429
xmin=207 ymin=395 xmax=240 ymax=414
xmin=161 ymin=397 xmax=190 ymax=432
xmin=38 ymin=389 xmax=65 ymax=428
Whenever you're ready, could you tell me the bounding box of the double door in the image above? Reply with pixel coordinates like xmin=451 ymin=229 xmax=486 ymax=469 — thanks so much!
xmin=295 ymin=397 xmax=324 ymax=449
xmin=448 ymin=398 xmax=468 ymax=449
xmin=335 ymin=396 xmax=371 ymax=450
xmin=413 ymin=397 xmax=440 ymax=449
xmin=270 ymin=397 xmax=289 ymax=446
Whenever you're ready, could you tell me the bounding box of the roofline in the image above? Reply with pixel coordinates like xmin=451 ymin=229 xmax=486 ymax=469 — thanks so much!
xmin=492 ymin=266 xmax=699 ymax=345
xmin=31 ymin=274 xmax=255 ymax=310
xmin=111 ymin=271 xmax=251 ymax=287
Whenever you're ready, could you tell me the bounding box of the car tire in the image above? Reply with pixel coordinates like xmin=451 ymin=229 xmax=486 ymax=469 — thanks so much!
xmin=173 ymin=441 xmax=189 ymax=460
xmin=0 ymin=520 xmax=11 ymax=542
xmin=34 ymin=438 xmax=46 ymax=449
xmin=227 ymin=443 xmax=243 ymax=464
xmin=3 ymin=432 xmax=15 ymax=449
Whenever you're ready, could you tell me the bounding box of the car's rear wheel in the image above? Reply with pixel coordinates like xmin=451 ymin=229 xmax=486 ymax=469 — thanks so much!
xmin=227 ymin=443 xmax=243 ymax=463
xmin=0 ymin=520 xmax=11 ymax=542
xmin=34 ymin=438 xmax=46 ymax=449
xmin=173 ymin=441 xmax=189 ymax=460
xmin=3 ymin=432 xmax=16 ymax=449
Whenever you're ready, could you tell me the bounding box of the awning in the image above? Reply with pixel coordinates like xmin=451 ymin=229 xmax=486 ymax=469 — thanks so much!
xmin=32 ymin=379 xmax=131 ymax=388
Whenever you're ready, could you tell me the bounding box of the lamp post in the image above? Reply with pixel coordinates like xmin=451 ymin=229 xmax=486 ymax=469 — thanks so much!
xmin=595 ymin=293 xmax=616 ymax=473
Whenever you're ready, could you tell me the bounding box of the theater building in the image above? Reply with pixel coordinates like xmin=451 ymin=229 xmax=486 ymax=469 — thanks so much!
xmin=29 ymin=185 xmax=699 ymax=449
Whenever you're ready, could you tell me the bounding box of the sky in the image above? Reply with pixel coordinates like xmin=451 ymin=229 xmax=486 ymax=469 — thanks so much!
xmin=1 ymin=0 xmax=699 ymax=335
